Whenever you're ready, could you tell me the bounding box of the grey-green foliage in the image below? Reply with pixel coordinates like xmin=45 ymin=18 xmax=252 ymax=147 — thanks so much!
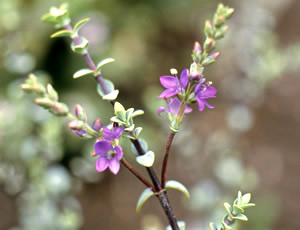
xmin=209 ymin=191 xmax=255 ymax=230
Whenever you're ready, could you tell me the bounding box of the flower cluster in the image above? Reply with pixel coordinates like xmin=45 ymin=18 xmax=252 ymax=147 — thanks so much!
xmin=94 ymin=125 xmax=125 ymax=175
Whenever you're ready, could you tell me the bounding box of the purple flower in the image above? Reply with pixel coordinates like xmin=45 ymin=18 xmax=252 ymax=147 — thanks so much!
xmin=158 ymin=69 xmax=189 ymax=99
xmin=102 ymin=126 xmax=124 ymax=142
xmin=158 ymin=97 xmax=192 ymax=117
xmin=194 ymin=79 xmax=217 ymax=111
xmin=94 ymin=141 xmax=123 ymax=175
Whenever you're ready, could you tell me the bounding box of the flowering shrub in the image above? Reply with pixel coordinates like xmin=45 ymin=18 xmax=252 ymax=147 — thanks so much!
xmin=21 ymin=3 xmax=255 ymax=230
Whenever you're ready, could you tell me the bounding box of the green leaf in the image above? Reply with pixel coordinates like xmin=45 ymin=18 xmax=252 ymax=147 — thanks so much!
xmin=233 ymin=204 xmax=244 ymax=214
xmin=131 ymin=138 xmax=148 ymax=155
xmin=166 ymin=221 xmax=186 ymax=230
xmin=125 ymin=108 xmax=134 ymax=121
xmin=165 ymin=180 xmax=190 ymax=199
xmin=232 ymin=213 xmax=248 ymax=221
xmin=222 ymin=216 xmax=232 ymax=230
xmin=96 ymin=79 xmax=115 ymax=97
xmin=73 ymin=69 xmax=94 ymax=79
xmin=131 ymin=109 xmax=144 ymax=118
xmin=134 ymin=127 xmax=143 ymax=139
xmin=122 ymin=133 xmax=136 ymax=140
xmin=224 ymin=202 xmax=232 ymax=217
xmin=136 ymin=188 xmax=155 ymax=213
xmin=241 ymin=203 xmax=256 ymax=209
xmin=237 ymin=191 xmax=242 ymax=204
xmin=110 ymin=116 xmax=126 ymax=125
xmin=73 ymin=17 xmax=90 ymax=34
xmin=41 ymin=13 xmax=55 ymax=23
xmin=70 ymin=37 xmax=89 ymax=54
xmin=209 ymin=222 xmax=218 ymax=230
xmin=241 ymin=193 xmax=251 ymax=204
xmin=102 ymin=90 xmax=119 ymax=101
xmin=136 ymin=151 xmax=155 ymax=167
xmin=114 ymin=102 xmax=125 ymax=113
xmin=51 ymin=29 xmax=73 ymax=38
xmin=96 ymin=58 xmax=115 ymax=71
xmin=125 ymin=123 xmax=135 ymax=132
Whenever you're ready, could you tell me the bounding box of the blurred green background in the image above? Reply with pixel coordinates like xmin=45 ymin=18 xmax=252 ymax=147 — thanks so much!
xmin=0 ymin=0 xmax=299 ymax=229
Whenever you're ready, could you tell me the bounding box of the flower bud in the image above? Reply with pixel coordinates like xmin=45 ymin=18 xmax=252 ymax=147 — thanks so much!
xmin=69 ymin=120 xmax=84 ymax=130
xmin=92 ymin=118 xmax=103 ymax=131
xmin=51 ymin=102 xmax=69 ymax=116
xmin=190 ymin=62 xmax=202 ymax=81
xmin=34 ymin=98 xmax=55 ymax=108
xmin=75 ymin=104 xmax=87 ymax=122
xmin=204 ymin=20 xmax=213 ymax=37
xmin=193 ymin=41 xmax=202 ymax=53
xmin=203 ymin=37 xmax=216 ymax=52
xmin=46 ymin=84 xmax=58 ymax=101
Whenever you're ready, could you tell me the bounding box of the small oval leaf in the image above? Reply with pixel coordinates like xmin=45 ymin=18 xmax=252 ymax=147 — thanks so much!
xmin=96 ymin=58 xmax=115 ymax=71
xmin=131 ymin=109 xmax=144 ymax=118
xmin=134 ymin=127 xmax=143 ymax=138
xmin=136 ymin=151 xmax=155 ymax=167
xmin=224 ymin=202 xmax=232 ymax=217
xmin=103 ymin=90 xmax=119 ymax=101
xmin=209 ymin=222 xmax=218 ymax=230
xmin=232 ymin=213 xmax=248 ymax=221
xmin=136 ymin=188 xmax=155 ymax=213
xmin=165 ymin=180 xmax=190 ymax=199
xmin=73 ymin=69 xmax=94 ymax=79
xmin=241 ymin=193 xmax=251 ymax=204
xmin=51 ymin=29 xmax=73 ymax=38
xmin=73 ymin=17 xmax=90 ymax=33
xmin=131 ymin=138 xmax=148 ymax=156
xmin=97 ymin=79 xmax=115 ymax=97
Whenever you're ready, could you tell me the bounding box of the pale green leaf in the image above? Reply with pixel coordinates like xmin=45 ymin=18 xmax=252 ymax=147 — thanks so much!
xmin=136 ymin=188 xmax=155 ymax=213
xmin=73 ymin=17 xmax=90 ymax=33
xmin=165 ymin=180 xmax=190 ymax=199
xmin=73 ymin=69 xmax=94 ymax=79
xmin=96 ymin=79 xmax=115 ymax=97
xmin=232 ymin=213 xmax=248 ymax=221
xmin=51 ymin=29 xmax=73 ymax=38
xmin=110 ymin=116 xmax=126 ymax=125
xmin=134 ymin=127 xmax=143 ymax=138
xmin=131 ymin=109 xmax=144 ymax=118
xmin=224 ymin=202 xmax=232 ymax=217
xmin=136 ymin=151 xmax=155 ymax=167
xmin=102 ymin=90 xmax=119 ymax=101
xmin=125 ymin=123 xmax=135 ymax=132
xmin=114 ymin=102 xmax=125 ymax=113
xmin=131 ymin=138 xmax=148 ymax=156
xmin=209 ymin=222 xmax=218 ymax=230
xmin=96 ymin=58 xmax=115 ymax=71
xmin=241 ymin=193 xmax=251 ymax=204
xmin=125 ymin=108 xmax=134 ymax=121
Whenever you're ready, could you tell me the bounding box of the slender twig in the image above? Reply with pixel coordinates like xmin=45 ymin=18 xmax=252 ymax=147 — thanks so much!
xmin=161 ymin=132 xmax=176 ymax=188
xmin=120 ymin=158 xmax=154 ymax=191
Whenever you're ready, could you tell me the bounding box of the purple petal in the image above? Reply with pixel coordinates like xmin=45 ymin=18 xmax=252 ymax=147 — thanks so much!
xmin=94 ymin=141 xmax=113 ymax=156
xmin=157 ymin=107 xmax=166 ymax=115
xmin=196 ymin=98 xmax=205 ymax=111
xmin=168 ymin=97 xmax=182 ymax=117
xmin=114 ymin=127 xmax=125 ymax=139
xmin=158 ymin=88 xmax=179 ymax=99
xmin=114 ymin=145 xmax=123 ymax=160
xmin=109 ymin=158 xmax=120 ymax=175
xmin=180 ymin=69 xmax=189 ymax=89
xmin=184 ymin=106 xmax=193 ymax=114
xmin=96 ymin=157 xmax=109 ymax=172
xmin=72 ymin=129 xmax=87 ymax=137
xmin=200 ymin=86 xmax=217 ymax=98
xmin=194 ymin=80 xmax=205 ymax=95
xmin=102 ymin=127 xmax=114 ymax=141
xmin=160 ymin=76 xmax=179 ymax=89
xmin=196 ymin=98 xmax=214 ymax=111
